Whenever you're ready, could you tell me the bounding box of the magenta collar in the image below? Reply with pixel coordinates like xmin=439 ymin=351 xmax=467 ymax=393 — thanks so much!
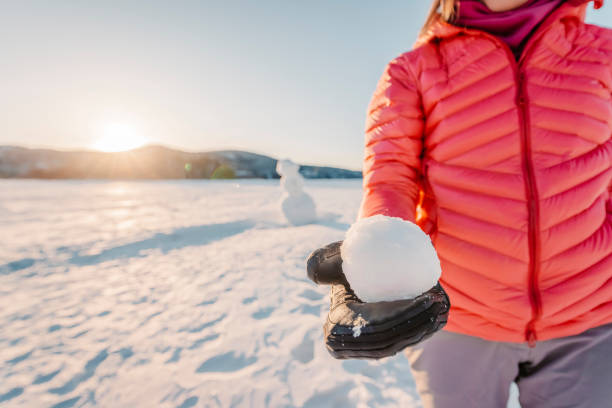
xmin=455 ymin=0 xmax=565 ymax=56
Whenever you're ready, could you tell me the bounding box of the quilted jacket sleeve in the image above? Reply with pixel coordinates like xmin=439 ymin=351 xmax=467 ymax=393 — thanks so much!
xmin=358 ymin=56 xmax=425 ymax=223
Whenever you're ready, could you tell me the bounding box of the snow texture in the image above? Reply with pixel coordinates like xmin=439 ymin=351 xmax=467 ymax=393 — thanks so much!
xmin=0 ymin=180 xmax=520 ymax=408
xmin=276 ymin=159 xmax=317 ymax=225
xmin=340 ymin=215 xmax=441 ymax=303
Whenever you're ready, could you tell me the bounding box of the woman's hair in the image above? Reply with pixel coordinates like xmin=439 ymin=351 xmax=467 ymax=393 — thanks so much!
xmin=420 ymin=0 xmax=457 ymax=37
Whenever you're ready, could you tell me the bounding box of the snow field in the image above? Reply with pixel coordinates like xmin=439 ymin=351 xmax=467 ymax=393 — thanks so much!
xmin=0 ymin=180 xmax=424 ymax=407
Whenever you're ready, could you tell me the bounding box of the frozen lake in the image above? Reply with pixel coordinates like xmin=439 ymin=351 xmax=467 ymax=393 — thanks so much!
xmin=0 ymin=180 xmax=519 ymax=407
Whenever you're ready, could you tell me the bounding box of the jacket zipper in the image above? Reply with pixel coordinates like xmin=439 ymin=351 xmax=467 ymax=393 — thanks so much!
xmin=499 ymin=45 xmax=542 ymax=347
xmin=457 ymin=30 xmax=551 ymax=347
xmin=516 ymin=71 xmax=542 ymax=348
xmin=508 ymin=35 xmax=552 ymax=346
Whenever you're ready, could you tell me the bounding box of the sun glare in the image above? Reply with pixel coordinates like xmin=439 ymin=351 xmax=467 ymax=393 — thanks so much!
xmin=93 ymin=123 xmax=147 ymax=152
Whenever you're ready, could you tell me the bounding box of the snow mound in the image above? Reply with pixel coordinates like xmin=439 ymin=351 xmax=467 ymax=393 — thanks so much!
xmin=340 ymin=215 xmax=441 ymax=302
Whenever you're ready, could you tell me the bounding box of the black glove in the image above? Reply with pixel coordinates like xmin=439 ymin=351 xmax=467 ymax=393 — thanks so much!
xmin=306 ymin=241 xmax=450 ymax=360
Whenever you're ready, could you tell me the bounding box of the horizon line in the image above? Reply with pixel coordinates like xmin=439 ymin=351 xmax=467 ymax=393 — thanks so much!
xmin=0 ymin=143 xmax=363 ymax=172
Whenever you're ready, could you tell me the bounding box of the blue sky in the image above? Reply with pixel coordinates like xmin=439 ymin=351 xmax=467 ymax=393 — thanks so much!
xmin=0 ymin=1 xmax=610 ymax=170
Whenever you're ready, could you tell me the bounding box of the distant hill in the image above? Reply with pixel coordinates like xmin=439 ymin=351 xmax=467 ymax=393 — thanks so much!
xmin=0 ymin=145 xmax=362 ymax=179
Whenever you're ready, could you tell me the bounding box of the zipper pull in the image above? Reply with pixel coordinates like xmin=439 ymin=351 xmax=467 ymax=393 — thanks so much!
xmin=527 ymin=330 xmax=537 ymax=348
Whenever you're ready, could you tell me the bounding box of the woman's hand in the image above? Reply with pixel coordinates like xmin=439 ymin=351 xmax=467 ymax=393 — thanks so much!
xmin=306 ymin=241 xmax=450 ymax=359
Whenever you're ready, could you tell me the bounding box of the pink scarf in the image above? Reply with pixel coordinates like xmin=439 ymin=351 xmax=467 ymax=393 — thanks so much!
xmin=455 ymin=0 xmax=565 ymax=56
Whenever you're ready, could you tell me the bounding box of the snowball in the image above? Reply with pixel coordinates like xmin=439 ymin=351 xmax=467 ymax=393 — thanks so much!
xmin=280 ymin=192 xmax=317 ymax=226
xmin=340 ymin=215 xmax=441 ymax=302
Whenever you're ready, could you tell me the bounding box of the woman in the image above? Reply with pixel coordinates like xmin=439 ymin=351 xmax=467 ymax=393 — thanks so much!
xmin=309 ymin=0 xmax=611 ymax=406
xmin=360 ymin=0 xmax=611 ymax=406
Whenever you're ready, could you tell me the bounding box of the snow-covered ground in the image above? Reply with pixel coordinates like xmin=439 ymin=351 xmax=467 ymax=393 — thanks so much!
xmin=0 ymin=180 xmax=519 ymax=407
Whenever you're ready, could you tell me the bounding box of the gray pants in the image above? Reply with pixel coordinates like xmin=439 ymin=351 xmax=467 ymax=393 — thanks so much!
xmin=404 ymin=323 xmax=612 ymax=408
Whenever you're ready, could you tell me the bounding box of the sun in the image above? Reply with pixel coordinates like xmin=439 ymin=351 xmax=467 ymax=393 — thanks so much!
xmin=93 ymin=123 xmax=147 ymax=152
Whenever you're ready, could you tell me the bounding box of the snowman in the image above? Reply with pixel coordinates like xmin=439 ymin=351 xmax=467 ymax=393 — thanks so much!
xmin=276 ymin=159 xmax=317 ymax=226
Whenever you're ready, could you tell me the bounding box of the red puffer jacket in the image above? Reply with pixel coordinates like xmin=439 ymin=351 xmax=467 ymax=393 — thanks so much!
xmin=359 ymin=0 xmax=611 ymax=343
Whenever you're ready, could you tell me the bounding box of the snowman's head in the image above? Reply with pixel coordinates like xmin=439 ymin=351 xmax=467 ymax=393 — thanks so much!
xmin=276 ymin=159 xmax=300 ymax=177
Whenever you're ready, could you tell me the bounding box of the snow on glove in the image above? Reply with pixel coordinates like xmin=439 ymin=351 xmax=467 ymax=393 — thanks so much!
xmin=306 ymin=241 xmax=450 ymax=360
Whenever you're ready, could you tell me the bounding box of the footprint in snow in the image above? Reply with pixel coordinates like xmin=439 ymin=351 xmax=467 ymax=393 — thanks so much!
xmin=177 ymin=396 xmax=199 ymax=408
xmin=196 ymin=352 xmax=257 ymax=373
xmin=241 ymin=296 xmax=257 ymax=305
xmin=251 ymin=307 xmax=275 ymax=320
xmin=298 ymin=288 xmax=324 ymax=301
xmin=291 ymin=333 xmax=315 ymax=364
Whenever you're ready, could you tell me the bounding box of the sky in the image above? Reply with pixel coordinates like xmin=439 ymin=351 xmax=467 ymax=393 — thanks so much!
xmin=0 ymin=1 xmax=610 ymax=170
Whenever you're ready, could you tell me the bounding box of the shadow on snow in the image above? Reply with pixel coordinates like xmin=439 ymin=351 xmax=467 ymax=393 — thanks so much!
xmin=68 ymin=220 xmax=256 ymax=266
